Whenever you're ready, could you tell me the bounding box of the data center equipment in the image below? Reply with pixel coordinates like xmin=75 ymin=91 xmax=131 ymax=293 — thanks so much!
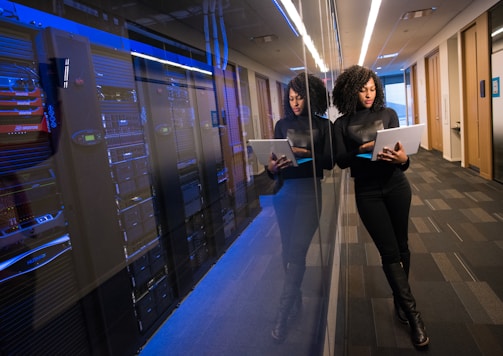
xmin=0 ymin=1 xmax=261 ymax=354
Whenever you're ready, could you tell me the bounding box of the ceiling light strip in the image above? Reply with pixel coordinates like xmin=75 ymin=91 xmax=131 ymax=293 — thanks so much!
xmin=377 ymin=52 xmax=398 ymax=59
xmin=277 ymin=0 xmax=328 ymax=72
xmin=131 ymin=51 xmax=213 ymax=76
xmin=358 ymin=0 xmax=382 ymax=66
xmin=272 ymin=0 xmax=299 ymax=37
xmin=492 ymin=27 xmax=503 ymax=37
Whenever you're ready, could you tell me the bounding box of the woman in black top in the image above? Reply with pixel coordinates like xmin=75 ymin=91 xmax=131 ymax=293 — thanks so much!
xmin=332 ymin=65 xmax=429 ymax=347
xmin=266 ymin=72 xmax=335 ymax=343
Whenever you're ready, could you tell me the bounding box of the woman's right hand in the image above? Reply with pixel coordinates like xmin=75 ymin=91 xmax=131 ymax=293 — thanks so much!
xmin=268 ymin=152 xmax=292 ymax=174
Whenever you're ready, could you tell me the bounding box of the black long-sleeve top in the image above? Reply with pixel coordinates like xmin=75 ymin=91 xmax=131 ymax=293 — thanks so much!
xmin=334 ymin=107 xmax=409 ymax=180
xmin=273 ymin=114 xmax=335 ymax=179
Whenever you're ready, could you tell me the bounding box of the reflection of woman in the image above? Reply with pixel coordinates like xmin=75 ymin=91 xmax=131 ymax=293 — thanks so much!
xmin=266 ymin=73 xmax=335 ymax=343
xmin=332 ymin=65 xmax=429 ymax=347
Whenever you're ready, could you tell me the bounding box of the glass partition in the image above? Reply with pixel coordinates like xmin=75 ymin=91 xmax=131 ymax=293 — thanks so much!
xmin=0 ymin=0 xmax=346 ymax=354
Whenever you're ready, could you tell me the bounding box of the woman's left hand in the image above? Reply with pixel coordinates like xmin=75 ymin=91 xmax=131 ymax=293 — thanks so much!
xmin=377 ymin=141 xmax=408 ymax=164
xmin=291 ymin=146 xmax=312 ymax=158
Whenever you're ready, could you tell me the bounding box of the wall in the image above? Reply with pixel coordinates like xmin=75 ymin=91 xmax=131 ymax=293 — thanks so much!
xmin=492 ymin=50 xmax=503 ymax=182
xmin=414 ymin=58 xmax=428 ymax=141
xmin=438 ymin=36 xmax=463 ymax=162
xmin=447 ymin=36 xmax=462 ymax=161
xmin=404 ymin=0 xmax=500 ymax=166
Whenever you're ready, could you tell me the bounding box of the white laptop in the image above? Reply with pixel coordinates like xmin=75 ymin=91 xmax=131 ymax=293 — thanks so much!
xmin=248 ymin=139 xmax=312 ymax=167
xmin=357 ymin=124 xmax=425 ymax=161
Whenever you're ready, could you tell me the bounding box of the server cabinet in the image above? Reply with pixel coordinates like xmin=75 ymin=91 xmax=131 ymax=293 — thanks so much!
xmin=213 ymin=67 xmax=259 ymax=230
xmin=91 ymin=45 xmax=175 ymax=333
xmin=133 ymin=50 xmax=233 ymax=294
xmin=191 ymin=72 xmax=233 ymax=254
xmin=1 ymin=1 xmax=261 ymax=353
xmin=36 ymin=27 xmax=173 ymax=354
xmin=0 ymin=25 xmax=90 ymax=355
xmin=37 ymin=27 xmax=140 ymax=355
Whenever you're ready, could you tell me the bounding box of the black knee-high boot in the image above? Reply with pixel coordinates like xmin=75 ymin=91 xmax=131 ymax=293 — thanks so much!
xmin=271 ymin=263 xmax=305 ymax=343
xmin=281 ymin=260 xmax=303 ymax=320
xmin=393 ymin=253 xmax=410 ymax=324
xmin=383 ymin=263 xmax=429 ymax=347
xmin=289 ymin=290 xmax=302 ymax=320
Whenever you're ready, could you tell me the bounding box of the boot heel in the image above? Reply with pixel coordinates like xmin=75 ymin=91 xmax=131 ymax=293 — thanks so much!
xmin=271 ymin=263 xmax=305 ymax=343
xmin=271 ymin=320 xmax=287 ymax=343
xmin=409 ymin=312 xmax=429 ymax=347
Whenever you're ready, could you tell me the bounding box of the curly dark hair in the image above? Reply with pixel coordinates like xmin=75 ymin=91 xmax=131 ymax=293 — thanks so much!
xmin=283 ymin=72 xmax=328 ymax=118
xmin=332 ymin=65 xmax=385 ymax=116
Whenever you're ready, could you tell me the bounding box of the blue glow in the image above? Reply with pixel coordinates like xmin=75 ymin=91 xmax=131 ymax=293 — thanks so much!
xmin=130 ymin=43 xmax=213 ymax=76
xmin=11 ymin=2 xmax=212 ymax=75
xmin=219 ymin=6 xmax=229 ymax=69
xmin=0 ymin=235 xmax=71 ymax=283
xmin=12 ymin=2 xmax=129 ymax=50
xmin=272 ymin=0 xmax=299 ymax=37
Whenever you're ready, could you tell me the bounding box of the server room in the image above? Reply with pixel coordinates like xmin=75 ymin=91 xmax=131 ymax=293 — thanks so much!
xmin=0 ymin=1 xmax=502 ymax=355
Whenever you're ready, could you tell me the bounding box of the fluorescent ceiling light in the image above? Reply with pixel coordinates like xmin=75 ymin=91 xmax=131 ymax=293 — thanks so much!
xmin=272 ymin=0 xmax=299 ymax=37
xmin=358 ymin=0 xmax=382 ymax=66
xmin=131 ymin=51 xmax=213 ymax=76
xmin=290 ymin=66 xmax=305 ymax=71
xmin=377 ymin=52 xmax=398 ymax=59
xmin=492 ymin=27 xmax=503 ymax=37
xmin=276 ymin=0 xmax=329 ymax=73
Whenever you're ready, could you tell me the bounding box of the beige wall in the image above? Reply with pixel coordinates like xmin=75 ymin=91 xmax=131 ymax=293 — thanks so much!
xmin=404 ymin=0 xmax=499 ymax=175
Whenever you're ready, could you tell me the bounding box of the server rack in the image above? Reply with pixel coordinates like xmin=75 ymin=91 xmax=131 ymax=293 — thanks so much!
xmin=0 ymin=25 xmax=90 ymax=355
xmin=0 ymin=1 xmax=261 ymax=353
xmin=192 ymin=72 xmax=235 ymax=253
xmin=132 ymin=51 xmax=227 ymax=295
xmin=37 ymin=27 xmax=143 ymax=355
xmin=92 ymin=45 xmax=175 ymax=333
xmin=213 ymin=67 xmax=259 ymax=231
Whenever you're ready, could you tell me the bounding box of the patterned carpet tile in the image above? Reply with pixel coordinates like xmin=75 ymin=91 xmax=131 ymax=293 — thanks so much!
xmin=345 ymin=149 xmax=503 ymax=355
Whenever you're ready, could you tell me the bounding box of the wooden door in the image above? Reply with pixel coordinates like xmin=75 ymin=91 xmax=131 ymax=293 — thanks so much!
xmin=426 ymin=50 xmax=443 ymax=151
xmin=462 ymin=24 xmax=481 ymax=170
xmin=276 ymin=81 xmax=286 ymax=120
xmin=255 ymin=74 xmax=273 ymax=138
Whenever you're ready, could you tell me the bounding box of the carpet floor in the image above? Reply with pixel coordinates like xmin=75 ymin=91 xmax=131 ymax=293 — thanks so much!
xmin=139 ymin=149 xmax=503 ymax=355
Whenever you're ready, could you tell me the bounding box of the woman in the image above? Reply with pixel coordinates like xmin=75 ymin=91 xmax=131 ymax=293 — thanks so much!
xmin=266 ymin=72 xmax=335 ymax=343
xmin=331 ymin=65 xmax=429 ymax=347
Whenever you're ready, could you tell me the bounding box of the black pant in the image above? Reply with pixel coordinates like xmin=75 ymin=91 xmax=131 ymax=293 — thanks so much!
xmin=273 ymin=178 xmax=321 ymax=267
xmin=354 ymin=170 xmax=411 ymax=265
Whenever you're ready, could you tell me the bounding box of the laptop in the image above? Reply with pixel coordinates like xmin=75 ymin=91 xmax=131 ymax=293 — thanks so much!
xmin=356 ymin=123 xmax=425 ymax=161
xmin=248 ymin=139 xmax=312 ymax=167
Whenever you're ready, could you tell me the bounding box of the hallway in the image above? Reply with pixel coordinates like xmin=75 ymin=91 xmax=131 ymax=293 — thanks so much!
xmin=139 ymin=149 xmax=503 ymax=355
xmin=338 ymin=149 xmax=503 ymax=355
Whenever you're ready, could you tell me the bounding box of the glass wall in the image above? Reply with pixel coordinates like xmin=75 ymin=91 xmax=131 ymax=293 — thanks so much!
xmin=0 ymin=0 xmax=344 ymax=355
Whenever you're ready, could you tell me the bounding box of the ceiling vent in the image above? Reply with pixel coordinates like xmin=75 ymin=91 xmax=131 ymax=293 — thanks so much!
xmin=401 ymin=7 xmax=436 ymax=20
xmin=250 ymin=34 xmax=278 ymax=44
